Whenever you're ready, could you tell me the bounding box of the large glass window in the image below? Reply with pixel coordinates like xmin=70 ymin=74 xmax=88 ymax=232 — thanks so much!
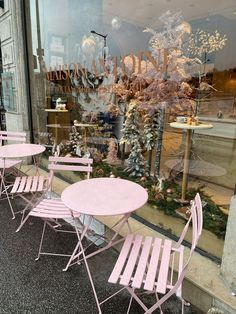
xmin=27 ymin=0 xmax=236 ymax=259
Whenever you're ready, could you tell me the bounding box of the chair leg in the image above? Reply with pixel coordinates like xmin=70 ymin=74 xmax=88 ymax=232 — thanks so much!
xmin=63 ymin=217 xmax=92 ymax=271
xmin=35 ymin=221 xmax=46 ymax=261
xmin=127 ymin=288 xmax=134 ymax=314
xmin=18 ymin=196 xmax=35 ymax=225
xmin=0 ymin=174 xmax=15 ymax=219
xmin=63 ymin=240 xmax=81 ymax=272
xmin=73 ymin=218 xmax=102 ymax=313
xmin=15 ymin=211 xmax=30 ymax=232
xmin=154 ymin=292 xmax=163 ymax=314
xmin=181 ymin=297 xmax=190 ymax=314
xmin=126 ymin=287 xmax=150 ymax=313
xmin=6 ymin=189 xmax=15 ymax=219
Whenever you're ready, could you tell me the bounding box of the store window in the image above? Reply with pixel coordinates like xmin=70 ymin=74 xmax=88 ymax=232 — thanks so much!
xmin=27 ymin=0 xmax=236 ymax=259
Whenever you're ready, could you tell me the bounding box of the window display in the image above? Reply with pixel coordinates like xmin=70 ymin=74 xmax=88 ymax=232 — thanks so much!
xmin=28 ymin=0 xmax=236 ymax=258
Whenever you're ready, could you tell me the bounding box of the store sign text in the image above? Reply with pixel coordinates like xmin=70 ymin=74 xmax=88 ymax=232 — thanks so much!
xmin=43 ymin=48 xmax=174 ymax=82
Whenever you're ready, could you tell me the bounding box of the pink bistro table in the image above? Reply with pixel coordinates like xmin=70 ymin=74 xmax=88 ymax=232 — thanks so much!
xmin=61 ymin=177 xmax=148 ymax=312
xmin=0 ymin=143 xmax=45 ymax=174
xmin=0 ymin=143 xmax=46 ymax=218
xmin=61 ymin=177 xmax=148 ymax=269
xmin=0 ymin=143 xmax=45 ymax=159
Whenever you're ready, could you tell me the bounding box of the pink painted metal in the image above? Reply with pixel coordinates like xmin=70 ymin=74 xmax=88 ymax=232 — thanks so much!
xmin=0 ymin=143 xmax=45 ymax=158
xmin=15 ymin=156 xmax=97 ymax=309
xmin=61 ymin=177 xmax=148 ymax=313
xmin=60 ymin=178 xmax=148 ymax=271
xmin=16 ymin=156 xmax=93 ymax=254
xmin=0 ymin=143 xmax=46 ymax=219
xmin=0 ymin=130 xmax=27 ymax=145
xmin=0 ymin=131 xmax=27 ymax=169
xmin=105 ymin=193 xmax=203 ymax=314
xmin=61 ymin=177 xmax=148 ymax=216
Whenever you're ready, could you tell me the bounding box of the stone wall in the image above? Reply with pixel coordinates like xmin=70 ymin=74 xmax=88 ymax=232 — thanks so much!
xmin=0 ymin=0 xmax=30 ymax=138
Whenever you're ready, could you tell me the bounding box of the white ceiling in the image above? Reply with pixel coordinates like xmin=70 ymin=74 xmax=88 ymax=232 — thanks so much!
xmin=103 ymin=0 xmax=236 ymax=28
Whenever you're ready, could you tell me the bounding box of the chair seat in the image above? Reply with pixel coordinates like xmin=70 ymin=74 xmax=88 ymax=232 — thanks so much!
xmin=108 ymin=234 xmax=184 ymax=295
xmin=10 ymin=175 xmax=48 ymax=194
xmin=0 ymin=158 xmax=22 ymax=169
xmin=29 ymin=198 xmax=81 ymax=219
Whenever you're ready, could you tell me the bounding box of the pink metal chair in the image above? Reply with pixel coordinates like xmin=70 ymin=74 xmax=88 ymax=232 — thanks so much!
xmin=0 ymin=130 xmax=27 ymax=171
xmin=0 ymin=131 xmax=27 ymax=218
xmin=9 ymin=174 xmax=49 ymax=220
xmin=103 ymin=193 xmax=203 ymax=314
xmin=16 ymin=156 xmax=93 ymax=265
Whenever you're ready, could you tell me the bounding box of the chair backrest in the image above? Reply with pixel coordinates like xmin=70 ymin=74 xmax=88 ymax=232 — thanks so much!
xmin=0 ymin=131 xmax=27 ymax=146
xmin=47 ymin=156 xmax=93 ymax=191
xmin=175 ymin=193 xmax=203 ymax=251
xmin=168 ymin=193 xmax=203 ymax=299
xmin=186 ymin=193 xmax=203 ymax=256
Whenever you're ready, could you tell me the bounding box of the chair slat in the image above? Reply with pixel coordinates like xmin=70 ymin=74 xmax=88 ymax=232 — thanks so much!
xmin=24 ymin=176 xmax=33 ymax=193
xmin=0 ymin=131 xmax=26 ymax=137
xmin=120 ymin=235 xmax=143 ymax=286
xmin=0 ymin=136 xmax=26 ymax=142
xmin=0 ymin=131 xmax=26 ymax=145
xmin=37 ymin=201 xmax=69 ymax=208
xmin=30 ymin=211 xmax=80 ymax=219
xmin=37 ymin=176 xmax=45 ymax=191
xmin=31 ymin=176 xmax=39 ymax=192
xmin=108 ymin=234 xmax=134 ymax=284
xmin=48 ymin=164 xmax=92 ymax=173
xmin=30 ymin=199 xmax=81 ymax=218
xmin=49 ymin=156 xmax=93 ymax=164
xmin=132 ymin=236 xmax=153 ymax=289
xmin=156 ymin=239 xmax=172 ymax=294
xmin=10 ymin=176 xmax=21 ymax=193
xmin=18 ymin=177 xmax=27 ymax=193
xmin=144 ymin=237 xmax=162 ymax=291
xmin=41 ymin=199 xmax=64 ymax=205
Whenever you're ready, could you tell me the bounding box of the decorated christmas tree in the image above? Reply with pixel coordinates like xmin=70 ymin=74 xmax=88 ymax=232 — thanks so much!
xmin=120 ymin=100 xmax=147 ymax=177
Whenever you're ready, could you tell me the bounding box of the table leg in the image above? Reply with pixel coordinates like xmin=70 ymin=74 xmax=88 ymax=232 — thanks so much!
xmin=0 ymin=159 xmax=15 ymax=219
xmin=181 ymin=129 xmax=192 ymax=201
xmin=55 ymin=113 xmax=59 ymax=145
xmin=74 ymin=221 xmax=102 ymax=313
xmin=63 ymin=213 xmax=131 ymax=271
xmin=84 ymin=127 xmax=87 ymax=151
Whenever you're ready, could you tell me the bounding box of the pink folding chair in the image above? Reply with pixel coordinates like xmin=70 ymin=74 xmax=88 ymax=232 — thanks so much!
xmin=9 ymin=173 xmax=49 ymax=220
xmin=102 ymin=193 xmax=203 ymax=314
xmin=0 ymin=131 xmax=27 ymax=170
xmin=16 ymin=156 xmax=93 ymax=265
xmin=0 ymin=131 xmax=27 ymax=218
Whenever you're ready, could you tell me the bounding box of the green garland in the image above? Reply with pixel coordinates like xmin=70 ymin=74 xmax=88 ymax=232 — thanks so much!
xmin=92 ymin=163 xmax=228 ymax=238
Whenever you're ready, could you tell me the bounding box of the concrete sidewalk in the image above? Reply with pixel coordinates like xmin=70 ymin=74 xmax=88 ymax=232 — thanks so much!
xmin=0 ymin=195 xmax=203 ymax=314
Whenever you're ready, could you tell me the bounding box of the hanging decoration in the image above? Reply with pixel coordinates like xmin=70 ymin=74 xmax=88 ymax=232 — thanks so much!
xmin=111 ymin=16 xmax=122 ymax=30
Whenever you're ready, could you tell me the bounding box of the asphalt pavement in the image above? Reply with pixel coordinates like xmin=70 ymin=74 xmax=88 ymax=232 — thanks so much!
xmin=0 ymin=195 xmax=203 ymax=314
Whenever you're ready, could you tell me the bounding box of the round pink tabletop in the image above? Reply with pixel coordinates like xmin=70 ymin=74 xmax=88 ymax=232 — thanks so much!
xmin=0 ymin=143 xmax=45 ymax=158
xmin=61 ymin=177 xmax=148 ymax=216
